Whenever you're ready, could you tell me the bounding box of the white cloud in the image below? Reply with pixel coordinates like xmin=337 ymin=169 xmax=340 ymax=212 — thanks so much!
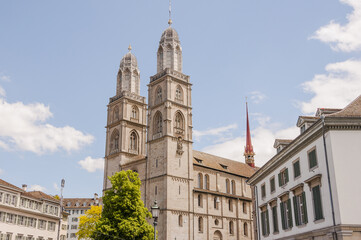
xmin=300 ymin=59 xmax=361 ymax=114
xmin=0 ymin=74 xmax=10 ymax=82
xmin=0 ymin=96 xmax=94 ymax=154
xmin=78 ymin=156 xmax=104 ymax=173
xmin=53 ymin=183 xmax=59 ymax=191
xmin=29 ymin=185 xmax=46 ymax=192
xmin=311 ymin=0 xmax=361 ymax=52
xmin=250 ymin=91 xmax=266 ymax=104
xmin=193 ymin=124 xmax=237 ymax=142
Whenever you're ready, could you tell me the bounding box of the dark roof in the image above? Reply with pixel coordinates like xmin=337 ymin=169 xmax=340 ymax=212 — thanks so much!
xmin=0 ymin=179 xmax=24 ymax=192
xmin=193 ymin=150 xmax=256 ymax=178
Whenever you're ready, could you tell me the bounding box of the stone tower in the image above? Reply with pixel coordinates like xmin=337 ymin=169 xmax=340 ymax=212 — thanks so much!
xmin=103 ymin=46 xmax=147 ymax=191
xmin=145 ymin=22 xmax=194 ymax=239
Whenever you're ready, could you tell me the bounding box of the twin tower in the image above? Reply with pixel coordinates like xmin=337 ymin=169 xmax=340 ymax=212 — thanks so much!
xmin=103 ymin=24 xmax=194 ymax=238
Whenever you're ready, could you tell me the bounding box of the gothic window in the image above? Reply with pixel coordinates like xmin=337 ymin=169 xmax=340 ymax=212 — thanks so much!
xmin=231 ymin=180 xmax=236 ymax=195
xmin=131 ymin=106 xmax=138 ymax=120
xmin=228 ymin=199 xmax=233 ymax=211
xmin=178 ymin=215 xmax=183 ymax=227
xmin=113 ymin=106 xmax=119 ymax=122
xmin=110 ymin=130 xmax=119 ymax=153
xmin=174 ymin=112 xmax=184 ymax=130
xmin=123 ymin=69 xmax=131 ymax=91
xmin=244 ymin=222 xmax=248 ymax=236
xmin=175 ymin=85 xmax=183 ymax=101
xmin=229 ymin=221 xmax=234 ymax=235
xmin=129 ymin=131 xmax=138 ymax=152
xmin=204 ymin=174 xmax=210 ymax=190
xmin=155 ymin=86 xmax=162 ymax=104
xmin=198 ymin=173 xmax=203 ymax=189
xmin=153 ymin=111 xmax=163 ymax=134
xmin=198 ymin=217 xmax=203 ymax=233
xmin=166 ymin=44 xmax=172 ymax=69
xmin=226 ymin=179 xmax=230 ymax=194
xmin=157 ymin=46 xmax=164 ymax=71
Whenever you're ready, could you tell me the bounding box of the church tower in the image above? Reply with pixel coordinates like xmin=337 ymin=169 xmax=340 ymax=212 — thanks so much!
xmin=146 ymin=19 xmax=194 ymax=239
xmin=244 ymin=102 xmax=255 ymax=168
xmin=103 ymin=46 xmax=147 ymax=191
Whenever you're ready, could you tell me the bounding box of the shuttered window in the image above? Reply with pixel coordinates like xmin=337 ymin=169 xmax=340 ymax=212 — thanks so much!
xmin=270 ymin=177 xmax=275 ymax=193
xmin=278 ymin=168 xmax=289 ymax=187
xmin=261 ymin=184 xmax=266 ymax=198
xmin=293 ymin=160 xmax=301 ymax=178
xmin=261 ymin=209 xmax=270 ymax=236
xmin=272 ymin=206 xmax=279 ymax=233
xmin=312 ymin=185 xmax=324 ymax=220
xmin=308 ymin=149 xmax=318 ymax=169
xmin=280 ymin=199 xmax=292 ymax=230
xmin=293 ymin=192 xmax=308 ymax=226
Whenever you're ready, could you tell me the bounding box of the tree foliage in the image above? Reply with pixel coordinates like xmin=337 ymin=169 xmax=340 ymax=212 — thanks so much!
xmin=77 ymin=205 xmax=102 ymax=239
xmin=92 ymin=170 xmax=154 ymax=240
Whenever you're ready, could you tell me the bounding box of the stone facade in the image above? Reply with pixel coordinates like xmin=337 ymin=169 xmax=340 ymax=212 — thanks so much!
xmin=103 ymin=24 xmax=257 ymax=240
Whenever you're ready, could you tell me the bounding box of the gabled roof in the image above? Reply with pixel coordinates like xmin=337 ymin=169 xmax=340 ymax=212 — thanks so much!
xmin=23 ymin=191 xmax=59 ymax=203
xmin=327 ymin=95 xmax=361 ymax=118
xmin=0 ymin=179 xmax=24 ymax=192
xmin=63 ymin=197 xmax=102 ymax=209
xmin=273 ymin=139 xmax=293 ymax=148
xmin=296 ymin=116 xmax=319 ymax=127
xmin=193 ymin=150 xmax=256 ymax=178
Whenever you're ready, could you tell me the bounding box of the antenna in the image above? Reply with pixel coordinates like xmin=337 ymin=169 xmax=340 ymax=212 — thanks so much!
xmin=168 ymin=0 xmax=172 ymax=26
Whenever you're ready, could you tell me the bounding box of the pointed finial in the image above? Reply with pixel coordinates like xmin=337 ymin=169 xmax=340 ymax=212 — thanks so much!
xmin=168 ymin=0 xmax=172 ymax=26
xmin=128 ymin=44 xmax=132 ymax=52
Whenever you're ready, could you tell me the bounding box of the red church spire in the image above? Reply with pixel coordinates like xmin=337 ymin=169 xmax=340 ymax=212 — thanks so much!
xmin=244 ymin=101 xmax=255 ymax=168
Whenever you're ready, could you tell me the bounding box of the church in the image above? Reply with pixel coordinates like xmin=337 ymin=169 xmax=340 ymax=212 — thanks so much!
xmin=102 ymin=18 xmax=257 ymax=240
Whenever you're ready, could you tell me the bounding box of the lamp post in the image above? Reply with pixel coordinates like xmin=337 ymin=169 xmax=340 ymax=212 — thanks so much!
xmin=151 ymin=200 xmax=160 ymax=240
xmin=57 ymin=179 xmax=65 ymax=240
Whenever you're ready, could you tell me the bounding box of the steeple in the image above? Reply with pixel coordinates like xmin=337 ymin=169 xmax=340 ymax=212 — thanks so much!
xmin=244 ymin=101 xmax=255 ymax=168
xmin=116 ymin=46 xmax=140 ymax=95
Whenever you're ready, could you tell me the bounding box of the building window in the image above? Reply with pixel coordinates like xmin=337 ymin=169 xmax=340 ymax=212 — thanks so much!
xmin=261 ymin=184 xmax=266 ymax=198
xmin=308 ymin=149 xmax=318 ymax=169
xmin=231 ymin=180 xmax=235 ymax=195
xmin=229 ymin=221 xmax=234 ymax=235
xmin=204 ymin=174 xmax=210 ymax=190
xmin=243 ymin=202 xmax=247 ymax=213
xmin=312 ymin=185 xmax=324 ymax=220
xmin=174 ymin=112 xmax=184 ymax=130
xmin=175 ymin=86 xmax=183 ymax=101
xmin=178 ymin=215 xmax=183 ymax=227
xmin=198 ymin=194 xmax=202 ymax=207
xmin=272 ymin=205 xmax=279 ymax=233
xmin=293 ymin=192 xmax=308 ymax=225
xmin=226 ymin=179 xmax=230 ymax=193
xmin=198 ymin=173 xmax=203 ymax=189
xmin=198 ymin=217 xmax=203 ymax=233
xmin=131 ymin=106 xmax=138 ymax=119
xmin=214 ymin=197 xmax=219 ymax=209
xmin=261 ymin=209 xmax=270 ymax=236
xmin=155 ymin=86 xmax=162 ymax=104
xmin=244 ymin=222 xmax=248 ymax=236
xmin=270 ymin=177 xmax=275 ymax=193
xmin=215 ymin=219 xmax=219 ymax=225
xmin=154 ymin=111 xmax=163 ymax=135
xmin=129 ymin=131 xmax=138 ymax=152
xmin=293 ymin=160 xmax=301 ymax=178
xmin=228 ymin=199 xmax=233 ymax=212
xmin=110 ymin=130 xmax=119 ymax=152
xmin=278 ymin=168 xmax=289 ymax=187
xmin=155 ymin=186 xmax=157 ymax=195
xmin=113 ymin=106 xmax=119 ymax=122
xmin=280 ymin=199 xmax=293 ymax=230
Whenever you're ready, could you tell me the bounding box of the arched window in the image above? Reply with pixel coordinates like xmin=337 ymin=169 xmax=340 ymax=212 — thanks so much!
xmin=228 ymin=199 xmax=233 ymax=212
xmin=198 ymin=173 xmax=203 ymax=189
xmin=231 ymin=180 xmax=236 ymax=195
xmin=204 ymin=174 xmax=209 ymax=190
xmin=113 ymin=106 xmax=119 ymax=122
xmin=153 ymin=112 xmax=163 ymax=134
xmin=174 ymin=112 xmax=184 ymax=130
xmin=198 ymin=217 xmax=203 ymax=233
xmin=198 ymin=194 xmax=202 ymax=207
xmin=166 ymin=44 xmax=172 ymax=69
xmin=175 ymin=85 xmax=183 ymax=101
xmin=178 ymin=215 xmax=183 ymax=227
xmin=243 ymin=202 xmax=247 ymax=213
xmin=214 ymin=197 xmax=219 ymax=209
xmin=129 ymin=131 xmax=138 ymax=152
xmin=244 ymin=222 xmax=248 ymax=236
xmin=226 ymin=179 xmax=230 ymax=193
xmin=131 ymin=106 xmax=138 ymax=119
xmin=155 ymin=87 xmax=162 ymax=104
xmin=110 ymin=130 xmax=119 ymax=153
xmin=229 ymin=221 xmax=234 ymax=235
xmin=157 ymin=46 xmax=164 ymax=72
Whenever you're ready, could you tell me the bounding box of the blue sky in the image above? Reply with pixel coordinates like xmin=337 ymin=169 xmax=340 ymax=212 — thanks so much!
xmin=0 ymin=0 xmax=360 ymax=197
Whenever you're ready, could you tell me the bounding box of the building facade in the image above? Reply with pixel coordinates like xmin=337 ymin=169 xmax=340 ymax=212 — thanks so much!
xmin=0 ymin=179 xmax=67 ymax=240
xmin=102 ymin=21 xmax=257 ymax=240
xmin=63 ymin=194 xmax=101 ymax=240
xmin=248 ymin=96 xmax=361 ymax=240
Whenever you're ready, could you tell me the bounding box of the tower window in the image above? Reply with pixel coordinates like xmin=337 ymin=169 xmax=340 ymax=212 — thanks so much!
xmin=174 ymin=112 xmax=184 ymax=130
xmin=178 ymin=215 xmax=183 ymax=227
xmin=131 ymin=106 xmax=138 ymax=120
xmin=198 ymin=217 xmax=203 ymax=233
xmin=175 ymin=86 xmax=183 ymax=101
xmin=229 ymin=221 xmax=234 ymax=235
xmin=204 ymin=174 xmax=210 ymax=190
xmin=155 ymin=87 xmax=162 ymax=104
xmin=113 ymin=106 xmax=119 ymax=122
xmin=231 ymin=180 xmax=235 ymax=195
xmin=153 ymin=111 xmax=163 ymax=135
xmin=129 ymin=131 xmax=138 ymax=153
xmin=198 ymin=194 xmax=203 ymax=207
xmin=198 ymin=173 xmax=203 ymax=189
xmin=110 ymin=130 xmax=119 ymax=153
xmin=226 ymin=179 xmax=230 ymax=193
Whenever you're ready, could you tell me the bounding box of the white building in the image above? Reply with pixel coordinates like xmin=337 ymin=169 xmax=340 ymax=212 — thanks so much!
xmin=248 ymin=95 xmax=361 ymax=240
xmin=0 ymin=179 xmax=67 ymax=240
xmin=63 ymin=194 xmax=101 ymax=240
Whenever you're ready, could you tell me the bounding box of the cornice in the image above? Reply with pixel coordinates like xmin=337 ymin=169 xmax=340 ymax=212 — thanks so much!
xmin=193 ymin=188 xmax=252 ymax=202
xmin=106 ymin=119 xmax=147 ymax=129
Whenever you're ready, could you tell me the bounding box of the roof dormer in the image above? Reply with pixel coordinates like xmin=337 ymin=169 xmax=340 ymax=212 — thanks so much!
xmin=273 ymin=139 xmax=293 ymax=153
xmin=296 ymin=116 xmax=319 ymax=134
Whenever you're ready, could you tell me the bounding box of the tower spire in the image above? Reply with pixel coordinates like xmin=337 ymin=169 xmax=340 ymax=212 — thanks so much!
xmin=168 ymin=0 xmax=172 ymax=26
xmin=244 ymin=100 xmax=255 ymax=168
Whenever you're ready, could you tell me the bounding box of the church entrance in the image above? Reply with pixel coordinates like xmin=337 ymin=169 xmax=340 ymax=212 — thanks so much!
xmin=213 ymin=230 xmax=222 ymax=240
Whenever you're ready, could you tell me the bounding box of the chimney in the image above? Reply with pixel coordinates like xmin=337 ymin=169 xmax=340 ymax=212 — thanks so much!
xmin=22 ymin=184 xmax=27 ymax=191
xmin=94 ymin=193 xmax=98 ymax=200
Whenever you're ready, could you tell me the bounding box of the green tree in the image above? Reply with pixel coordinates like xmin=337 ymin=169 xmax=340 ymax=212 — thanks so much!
xmin=93 ymin=170 xmax=154 ymax=240
xmin=77 ymin=205 xmax=102 ymax=239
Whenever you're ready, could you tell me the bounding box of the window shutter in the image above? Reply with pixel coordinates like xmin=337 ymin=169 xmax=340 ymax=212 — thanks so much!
xmin=302 ymin=192 xmax=308 ymax=224
xmin=285 ymin=168 xmax=289 ymax=183
xmin=261 ymin=212 xmax=265 ymax=236
xmin=313 ymin=186 xmax=323 ymax=220
xmin=287 ymin=199 xmax=293 ymax=228
xmin=278 ymin=173 xmax=282 ymax=187
xmin=266 ymin=209 xmax=270 ymax=235
xmin=280 ymin=202 xmax=285 ymax=230
xmin=293 ymin=196 xmax=299 ymax=226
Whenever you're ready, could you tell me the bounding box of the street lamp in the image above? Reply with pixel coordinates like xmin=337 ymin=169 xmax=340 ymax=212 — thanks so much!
xmin=57 ymin=179 xmax=65 ymax=240
xmin=151 ymin=200 xmax=160 ymax=240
